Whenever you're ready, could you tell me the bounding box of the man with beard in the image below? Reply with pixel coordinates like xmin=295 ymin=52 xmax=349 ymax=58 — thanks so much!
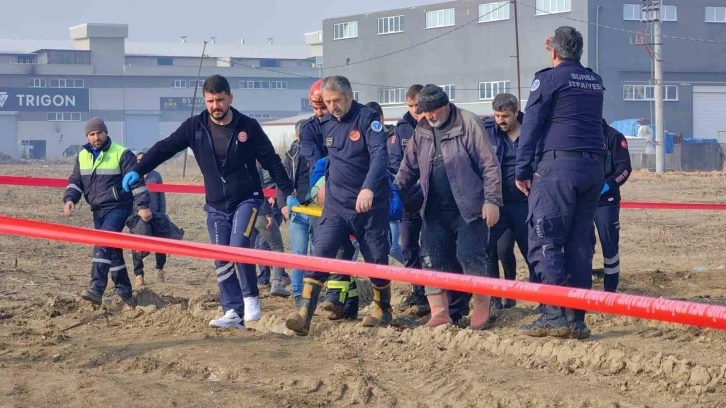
xmin=123 ymin=74 xmax=294 ymax=330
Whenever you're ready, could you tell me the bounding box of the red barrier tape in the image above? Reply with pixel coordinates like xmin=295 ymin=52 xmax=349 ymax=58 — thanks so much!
xmin=1 ymin=215 xmax=725 ymax=331
xmin=0 ymin=176 xmax=276 ymax=198
xmin=1 ymin=175 xmax=724 ymax=211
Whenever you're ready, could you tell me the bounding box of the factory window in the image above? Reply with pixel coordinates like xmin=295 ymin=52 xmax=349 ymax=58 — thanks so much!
xmin=662 ymin=6 xmax=677 ymax=21
xmin=157 ymin=57 xmax=174 ymax=66
xmin=625 ymin=4 xmax=676 ymax=21
xmin=623 ymin=85 xmax=679 ymax=101
xmin=27 ymin=78 xmax=46 ymax=88
xmin=170 ymin=79 xmax=186 ymax=88
xmin=535 ymin=0 xmax=571 ymax=15
xmin=378 ymin=15 xmax=404 ymax=35
xmin=47 ymin=112 xmax=82 ymax=122
xmin=426 ymin=8 xmax=456 ymax=28
xmin=189 ymin=80 xmax=203 ymax=89
xmin=479 ymin=81 xmax=510 ymax=100
xmin=479 ymin=2 xmax=510 ymax=23
xmin=333 ymin=21 xmax=359 ymax=40
xmin=49 ymin=78 xmax=84 ymax=88
xmin=16 ymin=56 xmax=36 ymax=64
xmin=623 ymin=4 xmax=641 ymax=20
xmin=379 ymin=88 xmax=407 ymax=105
xmin=240 ymin=81 xmax=271 ymax=89
xmin=46 ymin=50 xmax=90 ymax=65
xmin=247 ymin=113 xmax=272 ymax=119
xmin=440 ymin=84 xmax=456 ymax=101
xmin=260 ymin=59 xmax=281 ymax=68
xmin=271 ymin=81 xmax=288 ymax=89
xmin=353 ymin=91 xmax=359 ymax=101
xmin=706 ymin=6 xmax=726 ymax=23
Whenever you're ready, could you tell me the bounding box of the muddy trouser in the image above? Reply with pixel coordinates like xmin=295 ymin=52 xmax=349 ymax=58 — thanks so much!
xmin=306 ymin=208 xmax=390 ymax=288
xmin=132 ymin=252 xmax=167 ymax=277
xmin=205 ymin=199 xmax=262 ymax=316
xmin=91 ymin=207 xmax=133 ymax=299
xmin=421 ymin=209 xmax=488 ymax=315
xmin=252 ymin=212 xmax=287 ymax=285
xmin=400 ymin=212 xmax=426 ymax=304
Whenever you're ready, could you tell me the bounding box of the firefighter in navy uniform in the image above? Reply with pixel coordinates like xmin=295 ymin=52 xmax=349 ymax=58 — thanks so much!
xmin=298 ymin=78 xmax=361 ymax=321
xmin=591 ymin=119 xmax=632 ymax=292
xmin=286 ymin=75 xmax=392 ymax=336
xmin=515 ymin=27 xmax=606 ymax=340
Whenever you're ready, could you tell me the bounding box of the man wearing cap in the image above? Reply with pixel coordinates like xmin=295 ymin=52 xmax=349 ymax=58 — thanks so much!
xmin=395 ymin=84 xmax=502 ymax=330
xmin=63 ymin=117 xmax=151 ymax=307
xmin=285 ymin=75 xmax=392 ymax=336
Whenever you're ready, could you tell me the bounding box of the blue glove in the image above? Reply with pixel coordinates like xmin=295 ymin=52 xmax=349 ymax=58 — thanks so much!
xmin=600 ymin=183 xmax=610 ymax=196
xmin=122 ymin=171 xmax=140 ymax=192
xmin=286 ymin=195 xmax=301 ymax=221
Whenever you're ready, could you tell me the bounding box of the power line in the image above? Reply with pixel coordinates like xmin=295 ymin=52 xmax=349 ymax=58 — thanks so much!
xmin=515 ymin=0 xmax=726 ymax=45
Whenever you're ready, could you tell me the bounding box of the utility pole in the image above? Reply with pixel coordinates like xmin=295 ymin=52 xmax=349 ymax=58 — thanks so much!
xmin=182 ymin=41 xmax=208 ymax=178
xmin=513 ymin=0 xmax=522 ymax=103
xmin=644 ymin=0 xmax=665 ymax=173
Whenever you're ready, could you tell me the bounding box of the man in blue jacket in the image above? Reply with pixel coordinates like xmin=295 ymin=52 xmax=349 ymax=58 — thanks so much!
xmin=483 ymin=93 xmax=537 ymax=310
xmin=123 ymin=75 xmax=295 ymax=330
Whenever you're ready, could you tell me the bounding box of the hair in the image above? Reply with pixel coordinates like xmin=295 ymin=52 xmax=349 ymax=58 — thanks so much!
xmin=365 ymin=102 xmax=384 ymax=118
xmin=203 ymin=74 xmax=231 ymax=95
xmin=320 ymin=75 xmax=353 ymax=96
xmin=295 ymin=119 xmax=305 ymax=135
xmin=551 ymin=26 xmax=584 ymax=61
xmin=492 ymin=93 xmax=519 ymax=112
xmin=406 ymin=84 xmax=424 ymax=100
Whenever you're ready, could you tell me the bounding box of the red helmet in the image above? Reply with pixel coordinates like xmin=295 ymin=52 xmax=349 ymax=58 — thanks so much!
xmin=309 ymin=79 xmax=325 ymax=108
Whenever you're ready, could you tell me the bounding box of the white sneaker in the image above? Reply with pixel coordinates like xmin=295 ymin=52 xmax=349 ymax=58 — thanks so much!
xmin=243 ymin=296 xmax=262 ymax=322
xmin=209 ymin=309 xmax=245 ymax=329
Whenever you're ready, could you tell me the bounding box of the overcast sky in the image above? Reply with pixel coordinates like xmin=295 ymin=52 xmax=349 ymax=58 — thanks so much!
xmin=1 ymin=0 xmax=439 ymax=44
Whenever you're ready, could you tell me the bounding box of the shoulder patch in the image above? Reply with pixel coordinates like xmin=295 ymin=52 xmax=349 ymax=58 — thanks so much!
xmin=531 ymin=79 xmax=540 ymax=91
xmin=371 ymin=120 xmax=383 ymax=132
xmin=390 ymin=135 xmax=396 ymax=144
xmin=621 ymin=139 xmax=628 ymax=149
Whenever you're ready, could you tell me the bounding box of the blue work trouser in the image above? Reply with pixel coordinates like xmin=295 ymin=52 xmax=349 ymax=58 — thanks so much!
xmin=486 ymin=200 xmax=538 ymax=283
xmin=306 ymin=208 xmax=390 ymax=288
xmin=400 ymin=213 xmax=426 ymax=302
xmin=526 ymin=154 xmax=604 ymax=292
xmin=91 ymin=208 xmax=132 ymax=299
xmin=205 ymin=199 xmax=262 ymax=315
xmin=288 ymin=213 xmax=312 ymax=297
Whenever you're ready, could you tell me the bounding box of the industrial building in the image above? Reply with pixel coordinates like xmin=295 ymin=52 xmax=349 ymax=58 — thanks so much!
xmin=0 ymin=23 xmax=323 ymax=159
xmin=321 ymin=0 xmax=726 ymax=142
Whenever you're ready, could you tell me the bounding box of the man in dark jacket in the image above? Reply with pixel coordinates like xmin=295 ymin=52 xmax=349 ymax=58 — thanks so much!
xmin=123 ymin=74 xmax=294 ymax=330
xmin=483 ymin=93 xmax=537 ymax=310
xmin=127 ymin=151 xmax=182 ymax=288
xmin=395 ymin=84 xmax=502 ymax=330
xmin=64 ymin=117 xmax=151 ymax=307
xmin=591 ymin=119 xmax=632 ymax=292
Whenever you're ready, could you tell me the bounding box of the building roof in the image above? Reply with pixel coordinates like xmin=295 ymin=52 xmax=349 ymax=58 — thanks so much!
xmin=0 ymin=38 xmax=312 ymax=60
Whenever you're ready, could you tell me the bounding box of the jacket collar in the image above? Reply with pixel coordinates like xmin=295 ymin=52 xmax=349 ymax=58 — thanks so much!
xmin=83 ymin=136 xmax=112 ymax=153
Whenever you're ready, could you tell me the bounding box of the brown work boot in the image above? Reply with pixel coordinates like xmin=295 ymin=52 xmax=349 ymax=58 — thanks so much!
xmin=362 ymin=284 xmax=393 ymax=327
xmin=285 ymin=278 xmax=323 ymax=336
xmin=156 ymin=269 xmax=166 ymax=283
xmin=135 ymin=275 xmax=145 ymax=289
xmin=424 ymin=292 xmax=453 ymax=327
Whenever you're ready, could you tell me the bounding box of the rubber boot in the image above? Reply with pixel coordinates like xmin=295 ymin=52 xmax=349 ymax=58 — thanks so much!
xmin=270 ymin=267 xmax=291 ymax=297
xmin=520 ymin=305 xmax=571 ymax=338
xmin=470 ymin=294 xmax=491 ymax=330
xmin=362 ymin=284 xmax=393 ymax=327
xmin=424 ymin=292 xmax=453 ymax=327
xmin=566 ymin=308 xmax=591 ymax=339
xmin=285 ymin=278 xmax=323 ymax=336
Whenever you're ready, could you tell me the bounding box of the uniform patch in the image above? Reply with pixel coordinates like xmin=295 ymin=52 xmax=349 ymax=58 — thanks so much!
xmin=391 ymin=135 xmax=397 ymax=144
xmin=402 ymin=139 xmax=410 ymax=146
xmin=371 ymin=121 xmax=383 ymax=132
xmin=349 ymin=130 xmax=361 ymax=142
xmin=621 ymin=139 xmax=628 ymax=149
xmin=325 ymin=137 xmax=334 ymax=147
xmin=531 ymin=79 xmax=540 ymax=91
xmin=238 ymin=131 xmax=248 ymax=143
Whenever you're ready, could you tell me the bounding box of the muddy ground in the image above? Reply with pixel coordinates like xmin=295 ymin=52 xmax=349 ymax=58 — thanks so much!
xmin=2 ymin=159 xmax=726 ymax=407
